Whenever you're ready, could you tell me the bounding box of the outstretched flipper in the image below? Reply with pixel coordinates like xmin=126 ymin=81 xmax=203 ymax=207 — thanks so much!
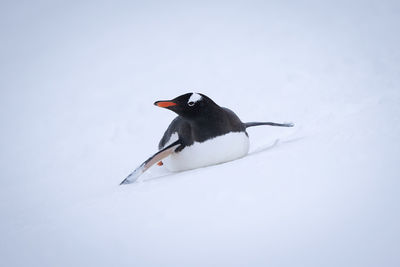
xmin=120 ymin=140 xmax=181 ymax=185
xmin=245 ymin=122 xmax=294 ymax=128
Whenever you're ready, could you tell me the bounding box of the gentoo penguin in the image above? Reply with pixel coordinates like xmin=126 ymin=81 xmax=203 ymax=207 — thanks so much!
xmin=120 ymin=93 xmax=293 ymax=185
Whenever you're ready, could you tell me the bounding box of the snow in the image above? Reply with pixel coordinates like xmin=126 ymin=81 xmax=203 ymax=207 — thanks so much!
xmin=1 ymin=0 xmax=400 ymax=266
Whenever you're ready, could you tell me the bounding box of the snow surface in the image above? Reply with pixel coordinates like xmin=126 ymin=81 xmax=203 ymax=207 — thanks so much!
xmin=1 ymin=0 xmax=400 ymax=266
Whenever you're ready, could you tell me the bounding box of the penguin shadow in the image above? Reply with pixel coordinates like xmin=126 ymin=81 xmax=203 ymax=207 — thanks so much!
xmin=142 ymin=167 xmax=190 ymax=183
xmin=247 ymin=136 xmax=305 ymax=157
xmin=141 ymin=136 xmax=305 ymax=184
xmin=141 ymin=162 xmax=187 ymax=183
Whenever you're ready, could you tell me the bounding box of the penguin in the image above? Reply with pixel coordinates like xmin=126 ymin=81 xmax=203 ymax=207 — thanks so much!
xmin=120 ymin=92 xmax=293 ymax=185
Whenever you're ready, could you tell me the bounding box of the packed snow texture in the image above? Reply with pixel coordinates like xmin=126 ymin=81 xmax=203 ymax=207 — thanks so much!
xmin=1 ymin=1 xmax=399 ymax=266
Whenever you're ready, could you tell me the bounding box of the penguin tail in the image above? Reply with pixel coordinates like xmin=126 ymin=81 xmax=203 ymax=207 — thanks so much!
xmin=244 ymin=122 xmax=294 ymax=128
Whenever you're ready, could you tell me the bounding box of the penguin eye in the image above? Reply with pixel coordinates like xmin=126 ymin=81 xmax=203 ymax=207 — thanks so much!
xmin=188 ymin=101 xmax=195 ymax=106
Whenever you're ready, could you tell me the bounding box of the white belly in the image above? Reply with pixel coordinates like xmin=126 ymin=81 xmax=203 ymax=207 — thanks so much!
xmin=163 ymin=132 xmax=249 ymax=172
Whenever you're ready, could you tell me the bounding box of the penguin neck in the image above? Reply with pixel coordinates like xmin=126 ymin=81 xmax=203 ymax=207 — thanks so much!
xmin=191 ymin=105 xmax=223 ymax=127
xmin=185 ymin=107 xmax=229 ymax=142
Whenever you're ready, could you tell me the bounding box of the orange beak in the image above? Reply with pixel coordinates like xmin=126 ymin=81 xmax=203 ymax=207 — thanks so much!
xmin=154 ymin=101 xmax=177 ymax=108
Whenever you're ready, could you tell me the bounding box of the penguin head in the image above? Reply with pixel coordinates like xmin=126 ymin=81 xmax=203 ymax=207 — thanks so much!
xmin=154 ymin=93 xmax=217 ymax=119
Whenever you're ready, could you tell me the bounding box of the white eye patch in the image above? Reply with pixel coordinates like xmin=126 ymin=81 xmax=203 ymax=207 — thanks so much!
xmin=188 ymin=93 xmax=202 ymax=105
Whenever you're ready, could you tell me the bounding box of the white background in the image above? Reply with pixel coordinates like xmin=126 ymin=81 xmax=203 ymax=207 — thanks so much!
xmin=1 ymin=0 xmax=399 ymax=266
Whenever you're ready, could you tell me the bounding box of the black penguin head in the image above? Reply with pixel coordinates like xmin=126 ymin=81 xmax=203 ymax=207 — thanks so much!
xmin=154 ymin=93 xmax=218 ymax=119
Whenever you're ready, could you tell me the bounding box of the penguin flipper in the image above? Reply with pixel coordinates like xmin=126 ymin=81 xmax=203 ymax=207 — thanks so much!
xmin=120 ymin=140 xmax=181 ymax=185
xmin=158 ymin=116 xmax=187 ymax=150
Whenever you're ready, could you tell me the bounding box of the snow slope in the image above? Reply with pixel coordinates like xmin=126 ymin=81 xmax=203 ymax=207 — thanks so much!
xmin=1 ymin=0 xmax=399 ymax=266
